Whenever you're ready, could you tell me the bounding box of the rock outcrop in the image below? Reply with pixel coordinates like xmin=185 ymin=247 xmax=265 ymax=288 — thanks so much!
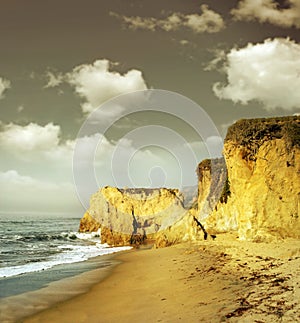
xmin=79 ymin=116 xmax=300 ymax=246
xmin=196 ymin=158 xmax=227 ymax=219
xmin=79 ymin=186 xmax=187 ymax=246
xmin=152 ymin=159 xmax=227 ymax=248
xmin=203 ymin=116 xmax=300 ymax=241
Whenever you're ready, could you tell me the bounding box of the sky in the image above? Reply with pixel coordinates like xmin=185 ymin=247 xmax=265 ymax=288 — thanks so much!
xmin=0 ymin=0 xmax=300 ymax=215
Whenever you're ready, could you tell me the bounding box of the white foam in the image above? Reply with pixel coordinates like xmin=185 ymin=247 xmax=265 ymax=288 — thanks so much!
xmin=0 ymin=243 xmax=131 ymax=278
xmin=66 ymin=229 xmax=101 ymax=240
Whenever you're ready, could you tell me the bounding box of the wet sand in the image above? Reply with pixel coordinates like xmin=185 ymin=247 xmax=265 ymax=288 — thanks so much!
xmin=0 ymin=254 xmax=121 ymax=323
xmin=18 ymin=234 xmax=300 ymax=323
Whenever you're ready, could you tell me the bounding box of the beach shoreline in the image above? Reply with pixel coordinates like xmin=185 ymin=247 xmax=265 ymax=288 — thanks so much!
xmin=15 ymin=234 xmax=300 ymax=323
xmin=0 ymin=250 xmax=134 ymax=323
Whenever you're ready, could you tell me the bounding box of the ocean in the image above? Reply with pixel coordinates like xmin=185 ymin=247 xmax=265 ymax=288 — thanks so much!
xmin=0 ymin=213 xmax=131 ymax=299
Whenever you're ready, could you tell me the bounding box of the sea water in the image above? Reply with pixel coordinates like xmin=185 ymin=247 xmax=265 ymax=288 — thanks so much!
xmin=0 ymin=213 xmax=131 ymax=298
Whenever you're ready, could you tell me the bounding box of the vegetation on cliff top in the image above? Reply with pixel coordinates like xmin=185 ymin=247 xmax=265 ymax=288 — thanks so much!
xmin=225 ymin=116 xmax=299 ymax=161
xmin=226 ymin=116 xmax=300 ymax=148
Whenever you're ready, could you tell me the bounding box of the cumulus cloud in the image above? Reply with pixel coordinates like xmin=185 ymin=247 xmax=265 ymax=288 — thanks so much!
xmin=0 ymin=77 xmax=10 ymax=99
xmin=0 ymin=122 xmax=147 ymax=213
xmin=0 ymin=122 xmax=61 ymax=151
xmin=231 ymin=0 xmax=300 ymax=29
xmin=184 ymin=5 xmax=225 ymax=33
xmin=67 ymin=59 xmax=147 ymax=113
xmin=211 ymin=38 xmax=300 ymax=111
xmin=0 ymin=122 xmax=76 ymax=176
xmin=0 ymin=121 xmax=177 ymax=187
xmin=44 ymin=71 xmax=64 ymax=88
xmin=111 ymin=4 xmax=225 ymax=34
xmin=0 ymin=122 xmax=80 ymax=213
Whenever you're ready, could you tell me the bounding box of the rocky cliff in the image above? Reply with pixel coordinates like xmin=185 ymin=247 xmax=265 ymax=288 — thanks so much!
xmin=203 ymin=116 xmax=300 ymax=241
xmin=79 ymin=116 xmax=300 ymax=246
xmin=196 ymin=158 xmax=227 ymax=219
xmin=155 ymin=116 xmax=300 ymax=245
xmin=79 ymin=186 xmax=187 ymax=246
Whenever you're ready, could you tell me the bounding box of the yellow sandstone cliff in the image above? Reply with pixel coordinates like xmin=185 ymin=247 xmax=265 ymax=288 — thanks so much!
xmin=203 ymin=116 xmax=300 ymax=241
xmin=79 ymin=187 xmax=187 ymax=246
xmin=79 ymin=116 xmax=300 ymax=246
xmin=155 ymin=116 xmax=300 ymax=245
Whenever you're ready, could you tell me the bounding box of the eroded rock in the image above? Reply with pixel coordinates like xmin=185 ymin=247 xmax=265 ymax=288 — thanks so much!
xmin=79 ymin=187 xmax=187 ymax=246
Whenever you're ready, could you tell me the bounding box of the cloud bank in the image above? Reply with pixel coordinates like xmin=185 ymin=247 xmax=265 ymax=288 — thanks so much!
xmin=231 ymin=0 xmax=300 ymax=29
xmin=212 ymin=38 xmax=300 ymax=111
xmin=0 ymin=122 xmax=78 ymax=213
xmin=0 ymin=170 xmax=81 ymax=214
xmin=111 ymin=4 xmax=225 ymax=34
xmin=0 ymin=120 xmax=206 ymax=212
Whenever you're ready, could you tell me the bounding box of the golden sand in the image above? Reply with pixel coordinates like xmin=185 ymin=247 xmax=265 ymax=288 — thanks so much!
xmin=19 ymin=234 xmax=300 ymax=323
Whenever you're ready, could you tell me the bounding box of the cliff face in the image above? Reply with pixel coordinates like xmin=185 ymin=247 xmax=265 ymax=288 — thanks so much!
xmin=196 ymin=158 xmax=227 ymax=219
xmin=204 ymin=116 xmax=300 ymax=241
xmin=79 ymin=116 xmax=299 ymax=245
xmin=79 ymin=186 xmax=186 ymax=246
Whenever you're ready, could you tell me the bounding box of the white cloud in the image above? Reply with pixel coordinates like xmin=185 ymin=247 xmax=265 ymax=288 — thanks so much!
xmin=111 ymin=4 xmax=225 ymax=34
xmin=44 ymin=139 xmax=74 ymax=161
xmin=204 ymin=49 xmax=226 ymax=71
xmin=67 ymin=59 xmax=148 ymax=113
xmin=231 ymin=0 xmax=300 ymax=29
xmin=111 ymin=13 xmax=157 ymax=31
xmin=184 ymin=5 xmax=225 ymax=33
xmin=0 ymin=122 xmax=61 ymax=151
xmin=159 ymin=13 xmax=183 ymax=31
xmin=0 ymin=122 xmax=81 ymax=213
xmin=211 ymin=38 xmax=300 ymax=111
xmin=17 ymin=105 xmax=24 ymax=113
xmin=44 ymin=71 xmax=64 ymax=88
xmin=179 ymin=40 xmax=189 ymax=46
xmin=0 ymin=77 xmax=10 ymax=99
xmin=0 ymin=122 xmax=76 ymax=176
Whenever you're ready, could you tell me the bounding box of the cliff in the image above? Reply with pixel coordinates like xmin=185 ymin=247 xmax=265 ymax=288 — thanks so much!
xmin=155 ymin=116 xmax=300 ymax=245
xmin=79 ymin=186 xmax=187 ymax=246
xmin=79 ymin=116 xmax=299 ymax=246
xmin=203 ymin=116 xmax=300 ymax=241
xmin=196 ymin=158 xmax=227 ymax=219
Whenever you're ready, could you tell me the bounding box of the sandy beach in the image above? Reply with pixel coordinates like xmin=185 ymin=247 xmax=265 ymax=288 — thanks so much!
xmin=14 ymin=234 xmax=300 ymax=323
